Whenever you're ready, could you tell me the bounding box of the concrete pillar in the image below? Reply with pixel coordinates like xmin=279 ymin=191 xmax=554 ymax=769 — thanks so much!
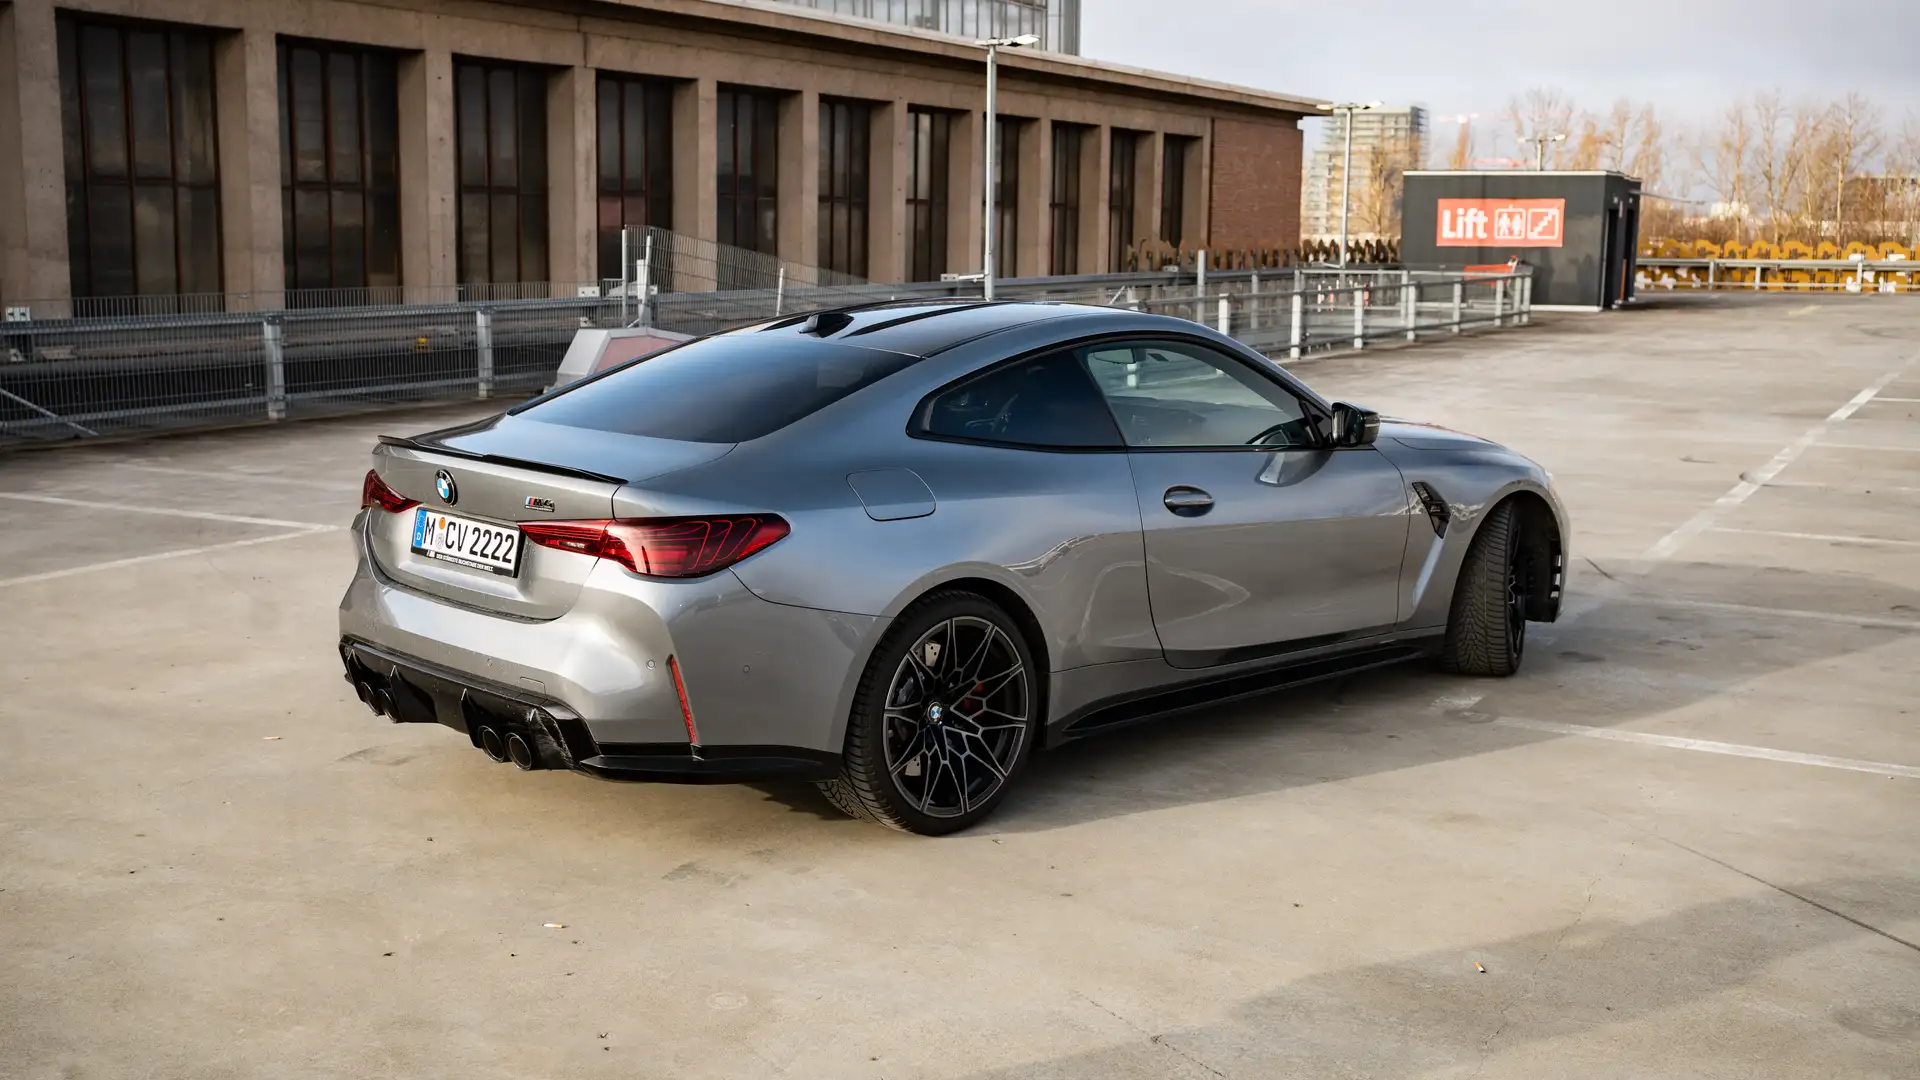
xmin=946 ymin=109 xmax=981 ymax=276
xmin=1019 ymin=118 xmax=1049 ymax=278
xmin=1081 ymin=124 xmax=1108 ymax=274
xmin=777 ymin=89 xmax=818 ymax=277
xmin=399 ymin=49 xmax=457 ymax=294
xmin=548 ymin=65 xmax=597 ymax=290
xmin=671 ymin=77 xmax=714 ymax=290
xmin=867 ymin=98 xmax=909 ymax=284
xmin=1137 ymin=130 xmax=1162 ymax=254
xmin=0 ymin=0 xmax=69 ymax=310
xmin=213 ymin=25 xmax=283 ymax=307
xmin=1189 ymin=126 xmax=1211 ymax=249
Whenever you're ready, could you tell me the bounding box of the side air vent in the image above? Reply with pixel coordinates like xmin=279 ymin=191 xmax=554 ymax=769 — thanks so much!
xmin=1411 ymin=482 xmax=1450 ymax=537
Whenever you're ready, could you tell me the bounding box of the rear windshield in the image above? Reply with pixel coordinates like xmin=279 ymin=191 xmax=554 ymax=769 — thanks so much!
xmin=515 ymin=336 xmax=923 ymax=443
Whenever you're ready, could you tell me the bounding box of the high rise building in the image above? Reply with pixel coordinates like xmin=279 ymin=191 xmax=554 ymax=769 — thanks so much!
xmin=1301 ymin=106 xmax=1427 ymax=241
xmin=767 ymin=0 xmax=1081 ymax=54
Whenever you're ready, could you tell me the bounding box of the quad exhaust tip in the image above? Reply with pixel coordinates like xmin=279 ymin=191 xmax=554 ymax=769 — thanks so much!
xmin=506 ymin=732 xmax=536 ymax=771
xmin=478 ymin=726 xmax=509 ymax=763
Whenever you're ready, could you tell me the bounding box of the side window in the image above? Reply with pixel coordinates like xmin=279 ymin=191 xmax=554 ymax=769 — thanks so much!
xmin=919 ymin=350 xmax=1123 ymax=449
xmin=1080 ymin=339 xmax=1318 ymax=449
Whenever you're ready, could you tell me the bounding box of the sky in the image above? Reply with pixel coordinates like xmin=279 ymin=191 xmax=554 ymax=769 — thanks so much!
xmin=1082 ymin=0 xmax=1920 ymax=167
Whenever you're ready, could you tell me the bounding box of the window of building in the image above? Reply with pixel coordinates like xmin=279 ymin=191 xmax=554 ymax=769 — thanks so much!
xmin=57 ymin=15 xmax=222 ymax=303
xmin=905 ymin=109 xmax=950 ymax=282
xmin=1161 ymin=136 xmax=1190 ymax=247
xmin=596 ymin=74 xmax=674 ymax=283
xmin=717 ymin=87 xmax=780 ymax=262
xmin=1048 ymin=123 xmax=1084 ymax=275
xmin=817 ymin=99 xmax=871 ymax=278
xmin=1108 ymin=130 xmax=1137 ymax=271
xmin=989 ymin=116 xmax=1019 ymax=279
xmin=454 ymin=61 xmax=548 ymax=287
xmin=278 ymin=40 xmax=401 ymax=296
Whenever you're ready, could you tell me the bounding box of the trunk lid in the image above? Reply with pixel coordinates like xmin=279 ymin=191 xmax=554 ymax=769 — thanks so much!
xmin=365 ymin=414 xmax=732 ymax=619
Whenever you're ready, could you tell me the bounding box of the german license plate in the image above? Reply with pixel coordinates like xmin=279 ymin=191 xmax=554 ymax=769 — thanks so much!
xmin=411 ymin=508 xmax=522 ymax=576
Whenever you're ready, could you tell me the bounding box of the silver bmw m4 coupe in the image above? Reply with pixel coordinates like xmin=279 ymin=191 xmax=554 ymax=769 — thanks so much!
xmin=340 ymin=300 xmax=1568 ymax=834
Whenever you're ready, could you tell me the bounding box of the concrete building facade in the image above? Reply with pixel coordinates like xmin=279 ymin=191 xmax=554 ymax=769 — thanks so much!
xmin=0 ymin=0 xmax=1314 ymax=311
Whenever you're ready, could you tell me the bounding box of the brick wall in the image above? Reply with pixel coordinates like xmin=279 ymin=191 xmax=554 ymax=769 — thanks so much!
xmin=1208 ymin=116 xmax=1303 ymax=249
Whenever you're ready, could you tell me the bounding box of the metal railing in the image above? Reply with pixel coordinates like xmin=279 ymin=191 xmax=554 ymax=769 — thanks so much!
xmin=1 ymin=241 xmax=1531 ymax=446
xmin=1636 ymin=256 xmax=1920 ymax=293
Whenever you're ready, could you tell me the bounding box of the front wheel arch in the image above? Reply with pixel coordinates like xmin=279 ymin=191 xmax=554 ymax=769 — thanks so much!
xmin=1497 ymin=492 xmax=1564 ymax=622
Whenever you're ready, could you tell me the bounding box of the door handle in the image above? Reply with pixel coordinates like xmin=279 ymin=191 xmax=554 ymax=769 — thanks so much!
xmin=1163 ymin=486 xmax=1214 ymax=516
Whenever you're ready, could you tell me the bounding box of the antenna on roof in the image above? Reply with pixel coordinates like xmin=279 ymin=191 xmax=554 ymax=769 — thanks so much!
xmin=801 ymin=311 xmax=855 ymax=337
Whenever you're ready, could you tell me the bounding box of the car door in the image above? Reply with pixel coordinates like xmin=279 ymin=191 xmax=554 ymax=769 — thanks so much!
xmin=1078 ymin=337 xmax=1412 ymax=668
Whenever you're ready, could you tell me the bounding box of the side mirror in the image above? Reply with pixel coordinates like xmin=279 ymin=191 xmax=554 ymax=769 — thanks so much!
xmin=1329 ymin=402 xmax=1380 ymax=447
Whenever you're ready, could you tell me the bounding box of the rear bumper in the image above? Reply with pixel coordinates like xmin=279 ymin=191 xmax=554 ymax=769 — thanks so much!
xmin=338 ymin=516 xmax=886 ymax=771
xmin=340 ymin=637 xmax=841 ymax=783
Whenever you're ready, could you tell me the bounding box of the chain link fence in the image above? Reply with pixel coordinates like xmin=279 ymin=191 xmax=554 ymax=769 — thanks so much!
xmin=1 ymin=228 xmax=1532 ymax=447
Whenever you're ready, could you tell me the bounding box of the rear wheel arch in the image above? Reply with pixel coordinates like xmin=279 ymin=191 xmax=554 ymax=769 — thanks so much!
xmin=902 ymin=577 xmax=1053 ymax=688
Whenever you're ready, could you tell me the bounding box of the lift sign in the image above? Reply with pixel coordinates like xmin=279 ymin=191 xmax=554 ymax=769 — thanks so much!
xmin=1436 ymin=198 xmax=1565 ymax=248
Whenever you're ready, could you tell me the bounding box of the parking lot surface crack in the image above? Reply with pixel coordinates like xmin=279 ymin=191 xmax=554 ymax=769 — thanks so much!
xmin=1073 ymin=992 xmax=1228 ymax=1079
xmin=1660 ymin=838 xmax=1920 ymax=956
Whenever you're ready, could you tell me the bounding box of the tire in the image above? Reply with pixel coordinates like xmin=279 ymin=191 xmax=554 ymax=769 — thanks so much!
xmin=818 ymin=591 xmax=1040 ymax=835
xmin=1438 ymin=500 xmax=1529 ymax=677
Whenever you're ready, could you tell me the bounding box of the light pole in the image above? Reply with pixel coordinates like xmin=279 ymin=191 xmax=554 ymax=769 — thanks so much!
xmin=1319 ymin=101 xmax=1381 ymax=268
xmin=1520 ymin=132 xmax=1567 ymax=171
xmin=975 ymin=33 xmax=1039 ymax=299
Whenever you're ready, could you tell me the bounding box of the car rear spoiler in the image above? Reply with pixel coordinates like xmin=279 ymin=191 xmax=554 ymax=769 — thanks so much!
xmin=375 ymin=434 xmax=629 ymax=485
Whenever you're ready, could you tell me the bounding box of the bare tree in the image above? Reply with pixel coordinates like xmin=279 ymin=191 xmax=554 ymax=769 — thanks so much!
xmin=1626 ymin=104 xmax=1667 ymax=194
xmin=1569 ymin=113 xmax=1606 ymax=170
xmin=1815 ymin=92 xmax=1884 ymax=244
xmin=1895 ymin=114 xmax=1920 ymax=240
xmin=1440 ymin=114 xmax=1475 ymax=170
xmin=1354 ymin=131 xmax=1420 ymax=239
xmin=1691 ymin=97 xmax=1754 ymax=241
xmin=1750 ymin=91 xmax=1828 ymax=244
xmin=1506 ymin=87 xmax=1577 ymax=167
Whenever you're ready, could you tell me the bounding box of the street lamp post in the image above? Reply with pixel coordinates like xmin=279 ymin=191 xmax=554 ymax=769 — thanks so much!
xmin=976 ymin=34 xmax=1039 ymax=300
xmin=1520 ymin=132 xmax=1568 ymax=171
xmin=1319 ymin=102 xmax=1382 ymax=268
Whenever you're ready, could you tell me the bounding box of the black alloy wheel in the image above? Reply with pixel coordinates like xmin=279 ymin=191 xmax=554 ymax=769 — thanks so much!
xmin=820 ymin=593 xmax=1039 ymax=834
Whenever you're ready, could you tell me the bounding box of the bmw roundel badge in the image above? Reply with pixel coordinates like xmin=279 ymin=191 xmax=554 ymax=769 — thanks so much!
xmin=434 ymin=469 xmax=457 ymax=505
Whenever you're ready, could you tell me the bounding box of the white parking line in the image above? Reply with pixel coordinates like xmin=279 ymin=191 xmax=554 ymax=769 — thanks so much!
xmin=1815 ymin=441 xmax=1920 ymax=453
xmin=1745 ymin=477 xmax=1920 ymax=495
xmin=1640 ymin=359 xmax=1914 ymax=563
xmin=1712 ymin=526 xmax=1920 ymax=549
xmin=1626 ymin=596 xmax=1920 ymax=631
xmin=1492 ymin=716 xmax=1920 ymax=780
xmin=1873 ymin=396 xmax=1920 ymax=403
xmin=0 ymin=491 xmax=336 ymax=530
xmin=0 ymin=527 xmax=337 ymax=589
xmin=114 ymin=463 xmax=361 ymax=489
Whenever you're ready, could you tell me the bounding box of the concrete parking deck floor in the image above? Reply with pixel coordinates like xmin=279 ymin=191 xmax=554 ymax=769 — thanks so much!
xmin=3 ymin=295 xmax=1917 ymax=1079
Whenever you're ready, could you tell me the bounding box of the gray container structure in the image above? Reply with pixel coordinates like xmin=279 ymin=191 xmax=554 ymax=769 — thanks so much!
xmin=1400 ymin=171 xmax=1642 ymax=310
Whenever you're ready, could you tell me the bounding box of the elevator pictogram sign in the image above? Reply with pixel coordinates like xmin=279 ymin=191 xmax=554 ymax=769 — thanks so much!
xmin=1436 ymin=198 xmax=1565 ymax=248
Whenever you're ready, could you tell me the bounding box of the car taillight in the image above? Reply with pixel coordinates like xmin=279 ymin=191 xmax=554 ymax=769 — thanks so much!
xmin=361 ymin=469 xmax=419 ymax=513
xmin=520 ymin=514 xmax=789 ymax=578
